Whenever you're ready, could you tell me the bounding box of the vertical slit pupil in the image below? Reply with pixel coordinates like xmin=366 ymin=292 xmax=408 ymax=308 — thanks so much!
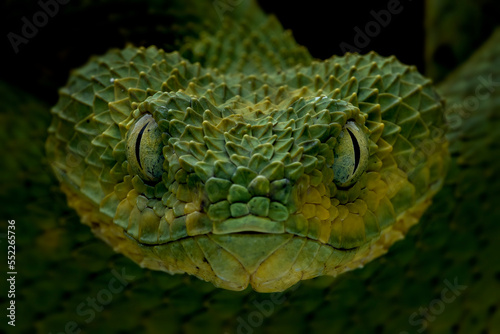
xmin=347 ymin=128 xmax=360 ymax=173
xmin=135 ymin=122 xmax=149 ymax=169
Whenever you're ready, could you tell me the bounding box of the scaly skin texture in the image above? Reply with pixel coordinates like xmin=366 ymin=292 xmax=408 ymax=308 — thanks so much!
xmin=45 ymin=11 xmax=448 ymax=292
xmin=2 ymin=1 xmax=500 ymax=333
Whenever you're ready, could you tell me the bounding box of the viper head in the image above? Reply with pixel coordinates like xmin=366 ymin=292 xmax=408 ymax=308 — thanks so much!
xmin=47 ymin=48 xmax=448 ymax=292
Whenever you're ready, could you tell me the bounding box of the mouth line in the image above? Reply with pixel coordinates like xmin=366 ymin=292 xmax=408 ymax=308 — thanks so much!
xmin=124 ymin=229 xmax=360 ymax=252
xmin=120 ymin=186 xmax=443 ymax=254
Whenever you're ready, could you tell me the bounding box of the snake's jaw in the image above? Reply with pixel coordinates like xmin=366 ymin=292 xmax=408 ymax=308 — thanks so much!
xmin=47 ymin=46 xmax=449 ymax=292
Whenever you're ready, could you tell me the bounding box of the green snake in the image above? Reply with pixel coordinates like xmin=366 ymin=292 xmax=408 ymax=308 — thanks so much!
xmin=46 ymin=19 xmax=449 ymax=292
xmin=3 ymin=0 xmax=500 ymax=333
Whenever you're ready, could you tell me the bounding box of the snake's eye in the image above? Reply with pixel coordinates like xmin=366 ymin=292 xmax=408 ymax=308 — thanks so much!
xmin=332 ymin=121 xmax=369 ymax=187
xmin=126 ymin=114 xmax=164 ymax=182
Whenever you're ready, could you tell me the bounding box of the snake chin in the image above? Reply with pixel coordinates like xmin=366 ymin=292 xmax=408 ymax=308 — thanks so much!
xmin=60 ymin=181 xmax=436 ymax=292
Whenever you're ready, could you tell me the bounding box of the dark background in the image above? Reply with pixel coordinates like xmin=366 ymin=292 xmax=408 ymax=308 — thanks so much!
xmin=0 ymin=0 xmax=425 ymax=105
xmin=260 ymin=0 xmax=424 ymax=67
